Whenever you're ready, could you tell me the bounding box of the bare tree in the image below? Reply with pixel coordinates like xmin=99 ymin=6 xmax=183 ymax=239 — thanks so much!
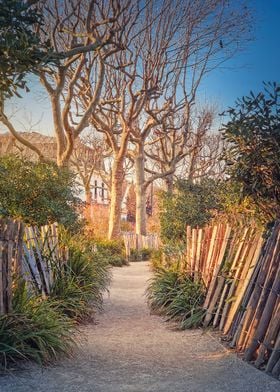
xmin=127 ymin=0 xmax=251 ymax=235
xmin=87 ymin=62 xmax=149 ymax=238
xmin=0 ymin=0 xmax=138 ymax=166
xmin=0 ymin=0 xmax=251 ymax=239
xmin=77 ymin=1 xmax=168 ymax=238
xmin=146 ymin=108 xmax=226 ymax=192
xmin=86 ymin=0 xmax=251 ymax=237
xmin=126 ymin=0 xmax=191 ymax=235
xmin=177 ymin=131 xmax=226 ymax=183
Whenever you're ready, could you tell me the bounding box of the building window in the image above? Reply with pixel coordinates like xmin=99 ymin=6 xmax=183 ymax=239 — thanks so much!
xmin=101 ymin=182 xmax=105 ymax=200
xmin=94 ymin=180 xmax=98 ymax=199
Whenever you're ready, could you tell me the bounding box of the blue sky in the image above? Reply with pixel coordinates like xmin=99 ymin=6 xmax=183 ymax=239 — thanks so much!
xmin=2 ymin=0 xmax=280 ymax=135
xmin=199 ymin=0 xmax=280 ymax=108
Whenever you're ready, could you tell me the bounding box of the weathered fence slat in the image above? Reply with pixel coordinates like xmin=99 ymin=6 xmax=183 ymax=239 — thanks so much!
xmin=0 ymin=220 xmax=24 ymax=314
xmin=123 ymin=232 xmax=160 ymax=259
xmin=183 ymin=220 xmax=280 ymax=377
xmin=0 ymin=220 xmax=64 ymax=315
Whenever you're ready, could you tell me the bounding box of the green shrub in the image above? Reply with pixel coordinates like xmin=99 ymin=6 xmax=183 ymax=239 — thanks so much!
xmin=146 ymin=266 xmax=206 ymax=329
xmin=149 ymin=249 xmax=163 ymax=270
xmin=159 ymin=178 xmax=267 ymax=244
xmin=0 ymin=282 xmax=75 ymax=369
xmin=104 ymin=253 xmax=128 ymax=267
xmin=159 ymin=179 xmax=253 ymax=243
xmin=222 ymin=82 xmax=280 ymax=220
xmin=49 ymin=233 xmax=111 ymax=321
xmin=159 ymin=179 xmax=222 ymax=243
xmin=129 ymin=248 xmax=153 ymax=261
xmin=0 ymin=229 xmax=113 ymax=370
xmin=94 ymin=239 xmax=128 ymax=267
xmin=95 ymin=239 xmax=124 ymax=254
xmin=0 ymin=156 xmax=81 ymax=230
xmin=150 ymin=244 xmax=186 ymax=272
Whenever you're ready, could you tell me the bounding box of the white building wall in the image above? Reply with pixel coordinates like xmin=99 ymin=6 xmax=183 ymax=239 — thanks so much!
xmin=90 ymin=175 xmax=109 ymax=204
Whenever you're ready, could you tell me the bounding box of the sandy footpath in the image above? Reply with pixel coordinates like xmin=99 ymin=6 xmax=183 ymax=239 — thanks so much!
xmin=0 ymin=261 xmax=279 ymax=392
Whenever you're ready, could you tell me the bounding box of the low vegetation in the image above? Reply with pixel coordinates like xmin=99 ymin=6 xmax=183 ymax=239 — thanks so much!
xmin=129 ymin=248 xmax=153 ymax=262
xmin=159 ymin=179 xmax=226 ymax=243
xmin=49 ymin=252 xmax=110 ymax=322
xmin=0 ymin=156 xmax=81 ymax=229
xmin=0 ymin=226 xmax=113 ymax=370
xmin=93 ymin=239 xmax=128 ymax=267
xmin=146 ymin=263 xmax=206 ymax=330
xmin=0 ymin=281 xmax=75 ymax=368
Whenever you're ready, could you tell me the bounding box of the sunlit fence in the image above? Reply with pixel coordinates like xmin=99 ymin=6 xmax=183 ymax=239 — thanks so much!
xmin=0 ymin=220 xmax=24 ymax=314
xmin=183 ymin=221 xmax=280 ymax=377
xmin=0 ymin=220 xmax=67 ymax=315
xmin=122 ymin=232 xmax=160 ymax=258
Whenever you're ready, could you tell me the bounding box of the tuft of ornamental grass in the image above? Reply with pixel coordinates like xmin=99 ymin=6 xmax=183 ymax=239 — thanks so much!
xmin=0 ymin=229 xmax=112 ymax=370
xmin=0 ymin=228 xmax=112 ymax=370
xmin=0 ymin=281 xmax=75 ymax=370
xmin=146 ymin=266 xmax=206 ymax=329
xmin=49 ymin=231 xmax=111 ymax=321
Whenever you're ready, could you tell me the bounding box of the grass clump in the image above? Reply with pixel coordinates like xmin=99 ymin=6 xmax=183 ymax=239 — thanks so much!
xmin=146 ymin=265 xmax=206 ymax=329
xmin=0 ymin=282 xmax=75 ymax=369
xmin=0 ymin=229 xmax=112 ymax=370
xmin=51 ymin=232 xmax=111 ymax=321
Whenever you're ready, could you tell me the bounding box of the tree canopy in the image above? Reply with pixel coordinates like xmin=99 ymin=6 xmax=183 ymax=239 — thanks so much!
xmin=0 ymin=0 xmax=53 ymax=99
xmin=159 ymin=179 xmax=223 ymax=243
xmin=0 ymin=156 xmax=80 ymax=228
xmin=222 ymin=82 xmax=280 ymax=219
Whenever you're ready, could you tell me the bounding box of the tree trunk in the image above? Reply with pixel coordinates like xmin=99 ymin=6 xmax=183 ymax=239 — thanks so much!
xmin=135 ymin=143 xmax=147 ymax=236
xmin=108 ymin=160 xmax=124 ymax=239
xmin=50 ymin=95 xmax=66 ymax=167
xmin=165 ymin=174 xmax=174 ymax=194
xmin=81 ymin=182 xmax=92 ymax=222
xmin=85 ymin=184 xmax=92 ymax=205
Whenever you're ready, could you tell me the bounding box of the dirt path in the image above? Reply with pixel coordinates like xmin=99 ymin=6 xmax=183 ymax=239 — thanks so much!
xmin=1 ymin=262 xmax=279 ymax=392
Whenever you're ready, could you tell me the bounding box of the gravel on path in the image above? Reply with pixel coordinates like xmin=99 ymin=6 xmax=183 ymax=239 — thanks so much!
xmin=0 ymin=261 xmax=279 ymax=392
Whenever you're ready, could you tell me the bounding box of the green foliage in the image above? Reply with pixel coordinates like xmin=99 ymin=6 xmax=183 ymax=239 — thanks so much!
xmin=222 ymin=82 xmax=280 ymax=219
xmin=0 ymin=228 xmax=112 ymax=369
xmin=94 ymin=239 xmax=128 ymax=267
xmin=146 ymin=265 xmax=206 ymax=329
xmin=51 ymin=231 xmax=111 ymax=321
xmin=0 ymin=156 xmax=80 ymax=228
xmin=159 ymin=179 xmax=223 ymax=243
xmin=149 ymin=249 xmax=164 ymax=270
xmin=159 ymin=178 xmax=265 ymax=243
xmin=95 ymin=239 xmax=124 ymax=255
xmin=0 ymin=281 xmax=75 ymax=369
xmin=0 ymin=0 xmax=55 ymax=99
xmin=129 ymin=248 xmax=153 ymax=262
xmin=150 ymin=245 xmax=185 ymax=272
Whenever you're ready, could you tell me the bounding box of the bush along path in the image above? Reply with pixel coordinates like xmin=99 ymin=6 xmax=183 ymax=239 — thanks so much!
xmin=0 ymin=262 xmax=279 ymax=392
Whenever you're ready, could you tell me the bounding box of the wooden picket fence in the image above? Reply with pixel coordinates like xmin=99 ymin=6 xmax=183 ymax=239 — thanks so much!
xmin=0 ymin=220 xmax=24 ymax=314
xmin=22 ymin=222 xmax=67 ymax=296
xmin=0 ymin=219 xmax=66 ymax=315
xmin=184 ymin=221 xmax=280 ymax=377
xmin=123 ymin=232 xmax=160 ymax=258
